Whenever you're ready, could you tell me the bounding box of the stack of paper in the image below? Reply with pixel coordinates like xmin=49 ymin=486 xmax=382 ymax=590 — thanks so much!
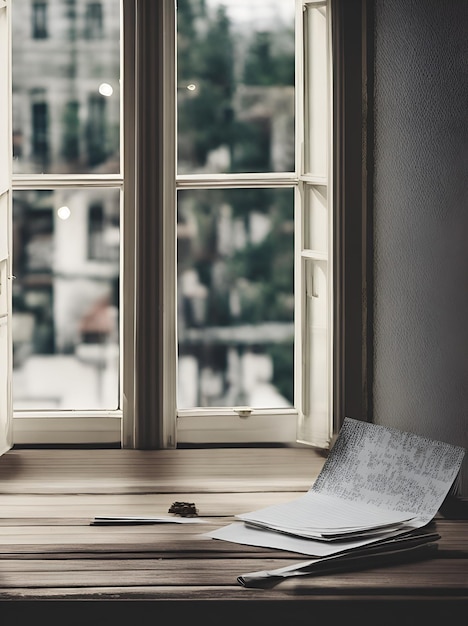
xmin=204 ymin=418 xmax=465 ymax=586
xmin=237 ymin=491 xmax=417 ymax=540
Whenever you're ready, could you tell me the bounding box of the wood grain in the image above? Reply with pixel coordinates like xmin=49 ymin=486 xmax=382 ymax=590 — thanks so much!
xmin=0 ymin=448 xmax=466 ymax=625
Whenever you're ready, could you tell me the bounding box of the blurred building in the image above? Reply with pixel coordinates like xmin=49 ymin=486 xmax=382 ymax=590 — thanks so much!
xmin=11 ymin=0 xmax=294 ymax=411
xmin=12 ymin=0 xmax=120 ymax=409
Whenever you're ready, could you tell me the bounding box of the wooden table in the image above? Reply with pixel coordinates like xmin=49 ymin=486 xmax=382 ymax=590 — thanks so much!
xmin=0 ymin=447 xmax=466 ymax=624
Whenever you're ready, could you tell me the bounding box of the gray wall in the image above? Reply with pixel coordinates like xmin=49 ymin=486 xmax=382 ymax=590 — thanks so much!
xmin=372 ymin=0 xmax=468 ymax=493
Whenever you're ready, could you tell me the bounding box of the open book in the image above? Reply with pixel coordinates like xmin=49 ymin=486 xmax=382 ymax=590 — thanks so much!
xmin=205 ymin=418 xmax=465 ymax=585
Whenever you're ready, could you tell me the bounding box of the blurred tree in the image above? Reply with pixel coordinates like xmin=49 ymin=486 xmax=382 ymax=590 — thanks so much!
xmin=266 ymin=342 xmax=294 ymax=403
xmin=177 ymin=2 xmax=235 ymax=167
xmin=243 ymin=31 xmax=294 ymax=86
xmin=177 ymin=1 xmax=295 ymax=405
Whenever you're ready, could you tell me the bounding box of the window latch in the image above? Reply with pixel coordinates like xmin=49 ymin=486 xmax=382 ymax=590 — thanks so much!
xmin=233 ymin=406 xmax=252 ymax=419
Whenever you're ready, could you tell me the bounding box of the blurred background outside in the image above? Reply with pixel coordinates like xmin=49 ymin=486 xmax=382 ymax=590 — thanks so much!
xmin=11 ymin=0 xmax=296 ymax=412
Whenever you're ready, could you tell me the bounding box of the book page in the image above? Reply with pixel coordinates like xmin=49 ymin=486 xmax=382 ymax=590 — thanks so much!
xmin=311 ymin=418 xmax=465 ymax=524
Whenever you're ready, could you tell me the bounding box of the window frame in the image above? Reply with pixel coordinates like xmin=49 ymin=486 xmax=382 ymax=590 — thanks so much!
xmin=0 ymin=0 xmax=14 ymax=456
xmin=12 ymin=0 xmax=125 ymax=446
xmin=133 ymin=0 xmax=336 ymax=449
xmin=11 ymin=0 xmax=373 ymax=449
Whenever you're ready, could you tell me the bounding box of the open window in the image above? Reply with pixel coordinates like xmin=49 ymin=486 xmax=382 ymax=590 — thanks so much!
xmin=6 ymin=0 xmax=371 ymax=450
xmin=0 ymin=0 xmax=13 ymax=455
xmin=135 ymin=0 xmax=335 ymax=448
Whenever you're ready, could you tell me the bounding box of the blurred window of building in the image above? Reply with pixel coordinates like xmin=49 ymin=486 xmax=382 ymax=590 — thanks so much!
xmin=31 ymin=90 xmax=49 ymax=166
xmin=84 ymin=2 xmax=103 ymax=39
xmin=32 ymin=1 xmax=48 ymax=39
xmin=12 ymin=0 xmax=120 ymax=176
xmin=62 ymin=101 xmax=80 ymax=162
xmin=86 ymin=95 xmax=108 ymax=167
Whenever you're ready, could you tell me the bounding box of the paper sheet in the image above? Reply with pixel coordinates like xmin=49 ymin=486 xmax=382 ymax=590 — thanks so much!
xmin=237 ymin=491 xmax=416 ymax=538
xmin=237 ymin=532 xmax=440 ymax=586
xmin=204 ymin=418 xmax=465 ymax=556
xmin=206 ymin=521 xmax=414 ymax=557
xmin=310 ymin=418 xmax=465 ymax=525
xmin=92 ymin=515 xmax=207 ymax=525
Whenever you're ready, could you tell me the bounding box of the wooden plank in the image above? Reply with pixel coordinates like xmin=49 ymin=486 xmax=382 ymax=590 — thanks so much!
xmin=0 ymin=491 xmax=305 ymax=518
xmin=0 ymin=558 xmax=466 ymax=592
xmin=0 ymin=449 xmax=323 ymax=495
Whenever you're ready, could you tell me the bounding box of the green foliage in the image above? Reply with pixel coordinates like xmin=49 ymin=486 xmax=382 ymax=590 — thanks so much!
xmin=177 ymin=3 xmax=235 ymax=165
xmin=228 ymin=225 xmax=294 ymax=324
xmin=231 ymin=119 xmax=272 ymax=173
xmin=243 ymin=31 xmax=294 ymax=87
xmin=177 ymin=1 xmax=296 ymax=402
xmin=177 ymin=1 xmax=294 ymax=170
xmin=266 ymin=342 xmax=294 ymax=403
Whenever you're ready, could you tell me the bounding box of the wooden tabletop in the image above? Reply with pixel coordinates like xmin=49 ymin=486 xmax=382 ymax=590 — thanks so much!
xmin=0 ymin=447 xmax=466 ymax=624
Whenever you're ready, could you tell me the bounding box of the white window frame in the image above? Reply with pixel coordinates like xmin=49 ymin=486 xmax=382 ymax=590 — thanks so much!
xmin=9 ymin=0 xmax=335 ymax=449
xmin=0 ymin=0 xmax=14 ymax=455
xmin=171 ymin=0 xmax=334 ymax=448
xmin=11 ymin=0 xmax=126 ymax=446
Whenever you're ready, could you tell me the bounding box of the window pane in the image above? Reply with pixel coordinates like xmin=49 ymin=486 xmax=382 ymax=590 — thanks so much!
xmin=12 ymin=0 xmax=120 ymax=175
xmin=32 ymin=2 xmax=48 ymax=39
xmin=12 ymin=189 xmax=120 ymax=410
xmin=298 ymin=257 xmax=329 ymax=443
xmin=304 ymin=184 xmax=327 ymax=252
xmin=177 ymin=0 xmax=295 ymax=174
xmin=304 ymin=2 xmax=328 ymax=177
xmin=0 ymin=317 xmax=11 ymax=450
xmin=177 ymin=187 xmax=294 ymax=409
xmin=0 ymin=4 xmax=10 ymax=194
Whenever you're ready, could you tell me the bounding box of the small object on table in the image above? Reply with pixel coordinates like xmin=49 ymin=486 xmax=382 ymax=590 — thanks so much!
xmin=168 ymin=501 xmax=198 ymax=517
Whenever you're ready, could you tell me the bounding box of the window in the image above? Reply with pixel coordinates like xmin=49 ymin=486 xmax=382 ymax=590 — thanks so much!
xmin=10 ymin=0 xmax=122 ymax=443
xmin=62 ymin=101 xmax=80 ymax=162
xmin=0 ymin=0 xmax=13 ymax=455
xmin=3 ymin=0 xmax=372 ymax=450
xmin=31 ymin=91 xmax=49 ymax=165
xmin=32 ymin=1 xmax=48 ymax=39
xmin=88 ymin=201 xmax=120 ymax=262
xmin=84 ymin=2 xmax=103 ymax=39
xmin=133 ymin=0 xmax=335 ymax=449
xmin=176 ymin=3 xmax=296 ymax=415
xmin=86 ymin=94 xmax=108 ymax=166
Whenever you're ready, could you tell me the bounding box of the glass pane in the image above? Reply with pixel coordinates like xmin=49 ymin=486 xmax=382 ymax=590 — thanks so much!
xmin=0 ymin=317 xmax=13 ymax=454
xmin=304 ymin=184 xmax=327 ymax=253
xmin=297 ymin=257 xmax=329 ymax=445
xmin=12 ymin=0 xmax=121 ymax=175
xmin=0 ymin=257 xmax=7 ymax=318
xmin=177 ymin=0 xmax=295 ymax=174
xmin=304 ymin=2 xmax=328 ymax=177
xmin=0 ymin=3 xmax=10 ymax=193
xmin=12 ymin=188 xmax=120 ymax=410
xmin=177 ymin=187 xmax=294 ymax=408
xmin=0 ymin=192 xmax=8 ymax=262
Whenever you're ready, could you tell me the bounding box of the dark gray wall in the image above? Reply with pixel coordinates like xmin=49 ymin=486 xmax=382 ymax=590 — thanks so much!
xmin=372 ymin=0 xmax=468 ymax=493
